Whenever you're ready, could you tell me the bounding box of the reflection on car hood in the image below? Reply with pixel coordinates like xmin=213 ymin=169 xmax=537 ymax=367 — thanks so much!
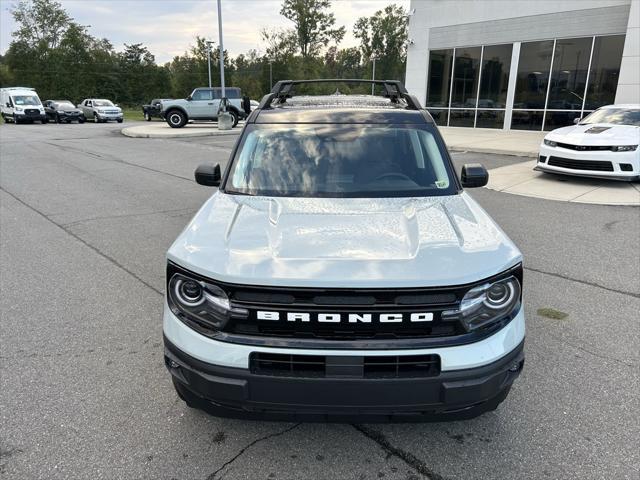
xmin=167 ymin=192 xmax=521 ymax=288
xmin=547 ymin=123 xmax=640 ymax=145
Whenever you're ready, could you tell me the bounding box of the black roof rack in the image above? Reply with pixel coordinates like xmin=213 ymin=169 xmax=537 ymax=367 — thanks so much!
xmin=257 ymin=79 xmax=423 ymax=111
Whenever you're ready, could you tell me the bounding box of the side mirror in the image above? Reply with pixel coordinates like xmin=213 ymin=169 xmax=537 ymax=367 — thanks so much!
xmin=195 ymin=164 xmax=221 ymax=187
xmin=461 ymin=163 xmax=489 ymax=188
xmin=186 ymin=95 xmax=192 ymax=101
xmin=573 ymin=117 xmax=581 ymax=124
xmin=6 ymin=102 xmax=10 ymax=108
xmin=115 ymin=104 xmax=120 ymax=107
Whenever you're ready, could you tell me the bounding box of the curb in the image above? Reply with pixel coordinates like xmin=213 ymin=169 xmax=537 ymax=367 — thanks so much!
xmin=121 ymin=124 xmax=241 ymax=139
xmin=449 ymin=147 xmax=537 ymax=158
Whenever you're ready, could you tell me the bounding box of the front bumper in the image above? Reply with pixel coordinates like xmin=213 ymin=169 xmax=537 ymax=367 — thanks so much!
xmin=96 ymin=113 xmax=123 ymax=121
xmin=58 ymin=113 xmax=84 ymax=121
xmin=165 ymin=336 xmax=524 ymax=421
xmin=537 ymin=144 xmax=640 ymax=181
xmin=15 ymin=112 xmax=46 ymax=121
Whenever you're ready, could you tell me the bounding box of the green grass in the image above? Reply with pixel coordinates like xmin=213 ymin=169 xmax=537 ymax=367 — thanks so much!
xmin=121 ymin=109 xmax=145 ymax=121
xmin=537 ymin=308 xmax=569 ymax=320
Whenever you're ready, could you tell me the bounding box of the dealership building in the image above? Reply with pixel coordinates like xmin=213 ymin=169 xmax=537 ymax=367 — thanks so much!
xmin=405 ymin=0 xmax=639 ymax=130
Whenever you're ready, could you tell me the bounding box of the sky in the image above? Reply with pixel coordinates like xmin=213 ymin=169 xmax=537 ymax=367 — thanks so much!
xmin=0 ymin=0 xmax=409 ymax=63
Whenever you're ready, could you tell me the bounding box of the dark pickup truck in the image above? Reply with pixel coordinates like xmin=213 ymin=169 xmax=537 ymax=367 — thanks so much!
xmin=142 ymin=99 xmax=171 ymax=121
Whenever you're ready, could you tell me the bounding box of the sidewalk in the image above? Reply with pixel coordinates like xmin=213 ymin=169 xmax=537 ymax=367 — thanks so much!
xmin=439 ymin=126 xmax=544 ymax=157
xmin=121 ymin=121 xmax=242 ymax=138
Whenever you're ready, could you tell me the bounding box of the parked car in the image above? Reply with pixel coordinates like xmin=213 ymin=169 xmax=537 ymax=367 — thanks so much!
xmin=43 ymin=100 xmax=86 ymax=123
xmin=161 ymin=87 xmax=250 ymax=128
xmin=142 ymin=98 xmax=171 ymax=121
xmin=1 ymin=87 xmax=47 ymax=124
xmin=163 ymin=79 xmax=525 ymax=421
xmin=78 ymin=99 xmax=123 ymax=123
xmin=536 ymin=104 xmax=640 ymax=181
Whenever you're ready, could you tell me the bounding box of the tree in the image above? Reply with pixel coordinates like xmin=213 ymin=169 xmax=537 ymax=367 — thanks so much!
xmin=280 ymin=0 xmax=345 ymax=58
xmin=353 ymin=4 xmax=408 ymax=82
xmin=11 ymin=0 xmax=73 ymax=50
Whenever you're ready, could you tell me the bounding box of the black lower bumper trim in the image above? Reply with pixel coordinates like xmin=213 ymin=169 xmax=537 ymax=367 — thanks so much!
xmin=534 ymin=165 xmax=640 ymax=182
xmin=164 ymin=336 xmax=524 ymax=422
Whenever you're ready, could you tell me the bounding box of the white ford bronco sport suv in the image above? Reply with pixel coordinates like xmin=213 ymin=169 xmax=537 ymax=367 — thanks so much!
xmin=163 ymin=80 xmax=525 ymax=421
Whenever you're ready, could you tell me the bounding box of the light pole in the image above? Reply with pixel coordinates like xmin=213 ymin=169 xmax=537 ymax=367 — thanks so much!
xmin=217 ymin=0 xmax=226 ymax=107
xmin=216 ymin=0 xmax=233 ymax=129
xmin=269 ymin=59 xmax=273 ymax=89
xmin=371 ymin=57 xmax=378 ymax=95
xmin=206 ymin=40 xmax=215 ymax=88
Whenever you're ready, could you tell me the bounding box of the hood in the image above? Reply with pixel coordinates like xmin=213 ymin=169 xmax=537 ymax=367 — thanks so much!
xmin=167 ymin=193 xmax=522 ymax=288
xmin=547 ymin=123 xmax=640 ymax=145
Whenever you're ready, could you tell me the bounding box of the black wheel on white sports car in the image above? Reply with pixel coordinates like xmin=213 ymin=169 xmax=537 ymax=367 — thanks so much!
xmin=166 ymin=110 xmax=187 ymax=128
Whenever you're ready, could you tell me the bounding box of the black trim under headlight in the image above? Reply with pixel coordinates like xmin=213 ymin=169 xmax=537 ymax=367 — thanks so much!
xmin=167 ymin=270 xmax=248 ymax=332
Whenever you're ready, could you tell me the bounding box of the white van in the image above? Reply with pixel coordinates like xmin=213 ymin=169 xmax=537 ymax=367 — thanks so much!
xmin=1 ymin=87 xmax=47 ymax=124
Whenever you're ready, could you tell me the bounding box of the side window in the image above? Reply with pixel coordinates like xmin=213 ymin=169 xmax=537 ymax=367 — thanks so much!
xmin=212 ymin=89 xmax=221 ymax=100
xmin=87 ymin=101 xmax=92 ymax=106
xmin=192 ymin=89 xmax=213 ymax=101
xmin=228 ymin=88 xmax=241 ymax=99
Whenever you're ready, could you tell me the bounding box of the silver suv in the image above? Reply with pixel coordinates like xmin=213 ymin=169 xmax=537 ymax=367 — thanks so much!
xmin=79 ymin=99 xmax=123 ymax=123
xmin=161 ymin=87 xmax=249 ymax=128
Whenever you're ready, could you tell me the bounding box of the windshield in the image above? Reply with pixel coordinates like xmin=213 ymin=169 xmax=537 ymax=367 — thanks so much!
xmin=13 ymin=95 xmax=41 ymax=106
xmin=225 ymin=124 xmax=456 ymax=198
xmin=93 ymin=100 xmax=114 ymax=107
xmin=55 ymin=102 xmax=75 ymax=109
xmin=580 ymin=108 xmax=640 ymax=126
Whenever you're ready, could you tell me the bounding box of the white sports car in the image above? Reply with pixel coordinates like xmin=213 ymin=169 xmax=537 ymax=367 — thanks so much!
xmin=536 ymin=105 xmax=640 ymax=181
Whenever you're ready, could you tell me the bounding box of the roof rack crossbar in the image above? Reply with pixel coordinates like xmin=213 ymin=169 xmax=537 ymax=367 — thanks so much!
xmin=257 ymin=79 xmax=421 ymax=111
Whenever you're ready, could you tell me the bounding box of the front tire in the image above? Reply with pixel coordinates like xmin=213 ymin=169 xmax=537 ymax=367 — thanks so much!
xmin=166 ymin=110 xmax=187 ymax=128
xmin=144 ymin=112 xmax=151 ymax=121
xmin=55 ymin=114 xmax=62 ymax=124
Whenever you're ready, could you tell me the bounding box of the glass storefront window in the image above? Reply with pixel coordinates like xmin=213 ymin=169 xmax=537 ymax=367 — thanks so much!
xmin=449 ymin=109 xmax=475 ymax=127
xmin=547 ymin=37 xmax=592 ymax=111
xmin=478 ymin=44 xmax=512 ymax=108
xmin=427 ymin=109 xmax=448 ymax=125
xmin=514 ymin=40 xmax=554 ymax=109
xmin=426 ymin=35 xmax=624 ymax=130
xmin=426 ymin=49 xmax=454 ymax=107
xmin=511 ymin=110 xmax=544 ymax=130
xmin=451 ymin=47 xmax=482 ymax=108
xmin=544 ymin=111 xmax=582 ymax=130
xmin=476 ymin=110 xmax=505 ymax=129
xmin=585 ymin=35 xmax=626 ymax=110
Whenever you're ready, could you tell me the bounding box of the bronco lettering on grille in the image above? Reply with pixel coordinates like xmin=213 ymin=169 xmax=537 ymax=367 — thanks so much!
xmin=256 ymin=311 xmax=434 ymax=323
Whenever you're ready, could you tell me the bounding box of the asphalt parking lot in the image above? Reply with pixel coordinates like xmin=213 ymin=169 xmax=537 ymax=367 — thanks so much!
xmin=1 ymin=122 xmax=638 ymax=480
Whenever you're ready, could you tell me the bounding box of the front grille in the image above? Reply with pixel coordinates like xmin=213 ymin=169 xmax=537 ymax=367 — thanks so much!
xmin=556 ymin=142 xmax=611 ymax=151
xmin=548 ymin=156 xmax=614 ymax=172
xmin=250 ymin=352 xmax=441 ymax=378
xmin=25 ymin=109 xmax=40 ymax=116
xmin=167 ymin=262 xmax=523 ymax=344
xmin=228 ymin=285 xmax=463 ymax=340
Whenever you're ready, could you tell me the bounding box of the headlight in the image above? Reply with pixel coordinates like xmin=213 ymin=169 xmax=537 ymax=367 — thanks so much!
xmin=14 ymin=107 xmax=23 ymax=112
xmin=167 ymin=272 xmax=247 ymax=332
xmin=442 ymin=276 xmax=521 ymax=332
xmin=611 ymin=145 xmax=637 ymax=152
xmin=543 ymin=139 xmax=557 ymax=147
